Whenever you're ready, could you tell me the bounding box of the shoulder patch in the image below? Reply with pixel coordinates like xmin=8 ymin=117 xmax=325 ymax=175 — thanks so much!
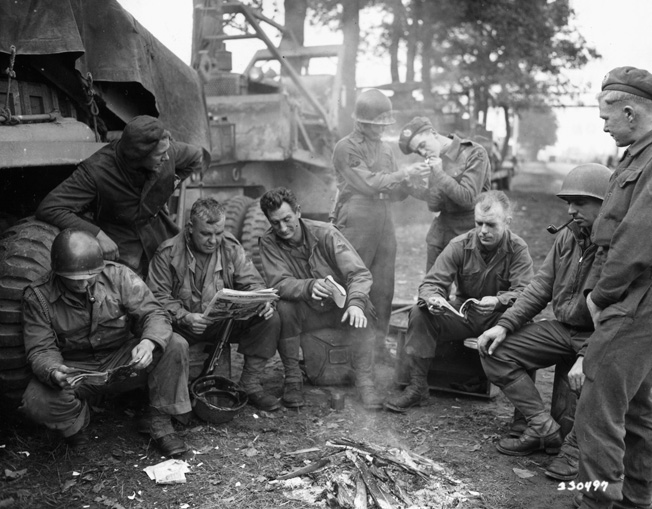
xmin=349 ymin=155 xmax=362 ymax=168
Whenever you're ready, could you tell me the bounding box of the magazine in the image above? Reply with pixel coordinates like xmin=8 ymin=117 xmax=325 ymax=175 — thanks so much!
xmin=428 ymin=298 xmax=480 ymax=319
xmin=65 ymin=361 xmax=139 ymax=388
xmin=324 ymin=275 xmax=347 ymax=308
xmin=203 ymin=288 xmax=279 ymax=321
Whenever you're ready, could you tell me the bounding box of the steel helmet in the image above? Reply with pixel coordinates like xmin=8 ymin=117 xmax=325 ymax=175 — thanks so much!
xmin=51 ymin=229 xmax=104 ymax=280
xmin=352 ymin=89 xmax=395 ymax=125
xmin=556 ymin=164 xmax=612 ymax=201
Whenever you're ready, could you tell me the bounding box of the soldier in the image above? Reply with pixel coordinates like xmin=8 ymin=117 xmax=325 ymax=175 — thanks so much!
xmin=398 ymin=116 xmax=491 ymax=272
xmin=147 ymin=198 xmax=281 ymax=412
xmin=37 ymin=115 xmax=206 ymax=277
xmin=20 ymin=230 xmax=190 ymax=457
xmin=258 ymin=187 xmax=382 ymax=410
xmin=574 ymin=66 xmax=652 ymax=509
xmin=332 ymin=89 xmax=429 ymax=356
xmin=477 ymin=165 xmax=610 ymax=476
xmin=384 ymin=191 xmax=533 ymax=412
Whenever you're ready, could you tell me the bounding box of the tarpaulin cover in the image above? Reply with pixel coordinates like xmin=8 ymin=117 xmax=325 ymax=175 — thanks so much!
xmin=0 ymin=0 xmax=210 ymax=152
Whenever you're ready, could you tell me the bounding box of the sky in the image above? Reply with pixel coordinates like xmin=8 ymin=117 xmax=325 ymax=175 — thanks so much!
xmin=116 ymin=0 xmax=652 ymax=162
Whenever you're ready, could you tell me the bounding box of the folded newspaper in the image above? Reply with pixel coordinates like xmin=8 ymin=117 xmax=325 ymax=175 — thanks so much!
xmin=203 ymin=288 xmax=279 ymax=321
xmin=65 ymin=361 xmax=139 ymax=388
xmin=429 ymin=298 xmax=480 ymax=319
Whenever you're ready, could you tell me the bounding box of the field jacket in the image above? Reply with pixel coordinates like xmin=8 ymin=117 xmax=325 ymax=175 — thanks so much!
xmin=497 ymin=224 xmax=597 ymax=350
xmin=36 ymin=140 xmax=203 ymax=275
xmin=147 ymin=230 xmax=265 ymax=326
xmin=23 ymin=262 xmax=171 ymax=386
xmin=588 ymin=129 xmax=652 ymax=315
xmin=259 ymin=219 xmax=372 ymax=311
xmin=418 ymin=229 xmax=533 ymax=310
xmin=332 ymin=125 xmax=409 ymax=202
xmin=411 ymin=135 xmax=491 ymax=215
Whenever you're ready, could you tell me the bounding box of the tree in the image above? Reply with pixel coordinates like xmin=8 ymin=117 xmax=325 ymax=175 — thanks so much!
xmin=518 ymin=107 xmax=558 ymax=161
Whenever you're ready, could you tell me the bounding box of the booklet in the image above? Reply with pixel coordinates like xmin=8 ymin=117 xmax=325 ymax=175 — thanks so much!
xmin=202 ymin=288 xmax=279 ymax=321
xmin=324 ymin=275 xmax=347 ymax=308
xmin=428 ymin=298 xmax=480 ymax=319
xmin=65 ymin=361 xmax=139 ymax=388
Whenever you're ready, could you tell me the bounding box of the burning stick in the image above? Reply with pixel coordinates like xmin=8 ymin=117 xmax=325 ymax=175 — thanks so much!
xmin=275 ymin=457 xmax=330 ymax=481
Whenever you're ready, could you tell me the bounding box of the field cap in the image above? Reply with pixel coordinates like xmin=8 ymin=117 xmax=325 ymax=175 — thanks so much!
xmin=399 ymin=116 xmax=434 ymax=155
xmin=602 ymin=66 xmax=652 ymax=100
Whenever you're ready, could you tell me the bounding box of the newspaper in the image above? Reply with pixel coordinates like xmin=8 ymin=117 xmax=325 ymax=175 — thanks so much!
xmin=203 ymin=288 xmax=279 ymax=321
xmin=428 ymin=298 xmax=480 ymax=319
xmin=65 ymin=361 xmax=139 ymax=388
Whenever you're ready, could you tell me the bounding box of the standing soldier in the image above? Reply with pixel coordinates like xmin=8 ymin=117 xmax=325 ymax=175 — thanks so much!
xmin=332 ymin=89 xmax=429 ymax=356
xmin=574 ymin=66 xmax=652 ymax=509
xmin=398 ymin=117 xmax=491 ymax=272
xmin=37 ymin=115 xmax=206 ymax=278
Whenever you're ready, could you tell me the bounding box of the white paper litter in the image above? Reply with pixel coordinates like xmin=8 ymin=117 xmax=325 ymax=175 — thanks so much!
xmin=143 ymin=459 xmax=190 ymax=484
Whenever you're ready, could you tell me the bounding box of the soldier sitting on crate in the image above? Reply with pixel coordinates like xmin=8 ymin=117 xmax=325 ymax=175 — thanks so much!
xmin=147 ymin=198 xmax=281 ymax=412
xmin=20 ymin=229 xmax=190 ymax=457
xmin=258 ymin=187 xmax=382 ymax=410
xmin=476 ymin=164 xmax=610 ymax=476
xmin=384 ymin=190 xmax=534 ymax=412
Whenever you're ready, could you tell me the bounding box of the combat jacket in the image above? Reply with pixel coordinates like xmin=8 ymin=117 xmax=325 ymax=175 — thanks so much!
xmin=418 ymin=229 xmax=533 ymax=309
xmin=36 ymin=140 xmax=203 ymax=275
xmin=259 ymin=219 xmax=372 ymax=311
xmin=332 ymin=126 xmax=409 ymax=201
xmin=414 ymin=135 xmax=491 ymax=215
xmin=147 ymin=230 xmax=265 ymax=326
xmin=22 ymin=262 xmax=171 ymax=386
xmin=588 ymin=129 xmax=652 ymax=312
xmin=497 ymin=225 xmax=597 ymax=343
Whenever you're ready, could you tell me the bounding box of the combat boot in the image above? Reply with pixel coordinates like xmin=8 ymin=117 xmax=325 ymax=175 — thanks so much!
xmin=149 ymin=408 xmax=187 ymax=458
xmin=282 ymin=382 xmax=305 ymax=408
xmin=352 ymin=333 xmax=382 ymax=410
xmin=545 ymin=427 xmax=578 ymax=481
xmin=240 ymin=355 xmax=281 ymax=412
xmin=384 ymin=355 xmax=430 ymax=413
xmin=509 ymin=407 xmax=528 ymax=437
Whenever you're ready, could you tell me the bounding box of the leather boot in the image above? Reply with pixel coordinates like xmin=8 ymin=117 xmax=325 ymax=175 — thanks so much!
xmin=149 ymin=408 xmax=187 ymax=458
xmin=278 ymin=335 xmax=303 ymax=385
xmin=509 ymin=407 xmax=528 ymax=437
xmin=545 ymin=427 xmax=579 ymax=481
xmin=384 ymin=356 xmax=430 ymax=413
xmin=240 ymin=356 xmax=281 ymax=412
xmin=282 ymin=382 xmax=305 ymax=408
xmin=495 ymin=375 xmax=561 ymax=456
xmin=352 ymin=334 xmax=382 ymax=410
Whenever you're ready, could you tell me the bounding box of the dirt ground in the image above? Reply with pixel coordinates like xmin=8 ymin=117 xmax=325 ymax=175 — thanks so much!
xmin=0 ymin=162 xmax=579 ymax=509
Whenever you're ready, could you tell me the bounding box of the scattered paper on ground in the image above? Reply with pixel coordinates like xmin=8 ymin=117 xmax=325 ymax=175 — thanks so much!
xmin=143 ymin=459 xmax=190 ymax=484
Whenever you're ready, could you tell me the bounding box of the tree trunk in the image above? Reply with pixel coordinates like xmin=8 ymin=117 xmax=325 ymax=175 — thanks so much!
xmin=501 ymin=105 xmax=512 ymax=161
xmin=340 ymin=0 xmax=360 ymax=136
xmin=420 ymin=3 xmax=434 ymax=107
xmin=389 ymin=0 xmax=404 ymax=84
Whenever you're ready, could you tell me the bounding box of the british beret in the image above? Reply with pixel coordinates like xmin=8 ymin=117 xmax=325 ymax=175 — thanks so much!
xmin=398 ymin=116 xmax=434 ymax=155
xmin=602 ymin=66 xmax=652 ymax=100
xmin=118 ymin=115 xmax=167 ymax=161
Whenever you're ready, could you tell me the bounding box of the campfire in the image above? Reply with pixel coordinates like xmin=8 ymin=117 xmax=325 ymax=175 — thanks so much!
xmin=272 ymin=437 xmax=480 ymax=508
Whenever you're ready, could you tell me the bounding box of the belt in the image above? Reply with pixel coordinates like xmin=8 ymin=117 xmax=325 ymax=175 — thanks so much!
xmin=350 ymin=192 xmax=390 ymax=201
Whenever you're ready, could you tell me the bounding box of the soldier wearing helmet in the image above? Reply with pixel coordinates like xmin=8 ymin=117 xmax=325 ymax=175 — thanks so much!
xmin=331 ymin=90 xmax=429 ymax=361
xmin=476 ymin=164 xmax=611 ymax=477
xmin=20 ymin=229 xmax=191 ymax=458
xmin=398 ymin=116 xmax=492 ymax=272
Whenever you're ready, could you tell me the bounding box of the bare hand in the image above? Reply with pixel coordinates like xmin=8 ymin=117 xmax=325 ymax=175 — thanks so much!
xmin=183 ymin=312 xmax=212 ymax=335
xmin=50 ymin=364 xmax=76 ymax=389
xmin=474 ymin=296 xmax=500 ymax=315
xmin=311 ymin=279 xmax=331 ymax=301
xmin=586 ymin=293 xmax=602 ymax=329
xmin=96 ymin=230 xmax=119 ymax=261
xmin=476 ymin=325 xmax=508 ymax=358
xmin=341 ymin=305 xmax=367 ymax=328
xmin=568 ymin=356 xmax=585 ymax=393
xmin=426 ymin=295 xmax=448 ymax=315
xmin=131 ymin=339 xmax=156 ymax=370
xmin=257 ymin=302 xmax=275 ymax=321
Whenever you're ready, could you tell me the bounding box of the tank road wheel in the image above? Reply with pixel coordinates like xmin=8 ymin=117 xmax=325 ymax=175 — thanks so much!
xmin=0 ymin=218 xmax=59 ymax=406
xmin=241 ymin=200 xmax=270 ymax=276
xmin=224 ymin=195 xmax=254 ymax=239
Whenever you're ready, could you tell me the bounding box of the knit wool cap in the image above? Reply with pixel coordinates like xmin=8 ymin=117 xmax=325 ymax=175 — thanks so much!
xmin=118 ymin=115 xmax=166 ymax=160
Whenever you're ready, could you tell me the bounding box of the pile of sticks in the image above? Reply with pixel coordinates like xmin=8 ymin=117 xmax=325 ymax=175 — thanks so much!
xmin=275 ymin=437 xmax=460 ymax=509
